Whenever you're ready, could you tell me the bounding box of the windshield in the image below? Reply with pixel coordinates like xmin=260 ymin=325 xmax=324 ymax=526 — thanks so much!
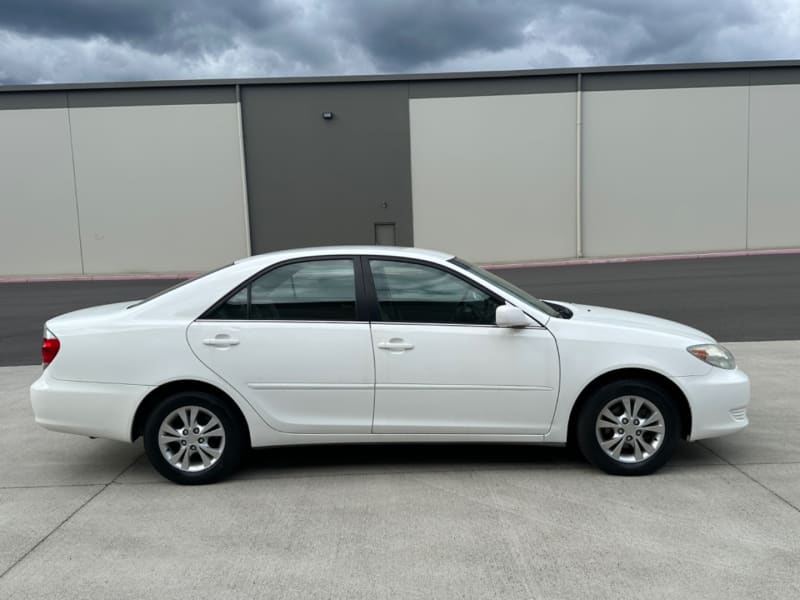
xmin=449 ymin=257 xmax=560 ymax=319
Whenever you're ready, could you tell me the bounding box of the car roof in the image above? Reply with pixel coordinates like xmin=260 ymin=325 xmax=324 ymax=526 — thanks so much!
xmin=234 ymin=245 xmax=455 ymax=266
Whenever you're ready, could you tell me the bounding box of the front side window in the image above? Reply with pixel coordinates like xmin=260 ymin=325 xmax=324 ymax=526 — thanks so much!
xmin=369 ymin=260 xmax=501 ymax=325
xmin=449 ymin=257 xmax=559 ymax=318
xmin=207 ymin=259 xmax=357 ymax=321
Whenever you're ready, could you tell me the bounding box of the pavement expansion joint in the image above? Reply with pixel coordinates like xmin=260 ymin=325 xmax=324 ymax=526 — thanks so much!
xmin=0 ymin=482 xmax=107 ymax=490
xmin=698 ymin=442 xmax=800 ymax=514
xmin=0 ymin=484 xmax=105 ymax=580
xmin=111 ymin=452 xmax=145 ymax=483
xmin=0 ymin=452 xmax=145 ymax=581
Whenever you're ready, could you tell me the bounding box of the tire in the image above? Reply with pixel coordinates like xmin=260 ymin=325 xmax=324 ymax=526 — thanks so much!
xmin=576 ymin=379 xmax=680 ymax=476
xmin=143 ymin=390 xmax=244 ymax=485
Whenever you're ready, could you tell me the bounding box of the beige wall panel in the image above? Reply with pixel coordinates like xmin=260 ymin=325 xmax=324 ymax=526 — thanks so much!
xmin=747 ymin=84 xmax=800 ymax=248
xmin=582 ymin=86 xmax=748 ymax=257
xmin=410 ymin=93 xmax=577 ymax=264
xmin=69 ymin=103 xmax=247 ymax=274
xmin=0 ymin=106 xmax=83 ymax=276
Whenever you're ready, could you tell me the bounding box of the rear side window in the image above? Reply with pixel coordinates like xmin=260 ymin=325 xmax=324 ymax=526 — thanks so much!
xmin=210 ymin=287 xmax=247 ymax=320
xmin=206 ymin=259 xmax=357 ymax=321
xmin=369 ymin=259 xmax=501 ymax=325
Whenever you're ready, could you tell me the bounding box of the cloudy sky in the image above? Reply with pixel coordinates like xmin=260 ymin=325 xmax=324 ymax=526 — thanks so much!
xmin=0 ymin=0 xmax=798 ymax=84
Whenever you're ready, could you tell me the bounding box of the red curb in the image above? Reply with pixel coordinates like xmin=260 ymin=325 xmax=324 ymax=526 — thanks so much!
xmin=481 ymin=248 xmax=800 ymax=270
xmin=0 ymin=272 xmax=199 ymax=284
xmin=2 ymin=247 xmax=800 ymax=282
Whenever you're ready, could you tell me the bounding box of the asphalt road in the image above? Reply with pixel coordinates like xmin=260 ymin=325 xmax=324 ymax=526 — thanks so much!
xmin=1 ymin=254 xmax=799 ymax=366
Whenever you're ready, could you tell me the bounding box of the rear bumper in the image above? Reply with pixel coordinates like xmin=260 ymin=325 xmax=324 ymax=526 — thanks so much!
xmin=30 ymin=370 xmax=152 ymax=442
xmin=676 ymin=367 xmax=750 ymax=441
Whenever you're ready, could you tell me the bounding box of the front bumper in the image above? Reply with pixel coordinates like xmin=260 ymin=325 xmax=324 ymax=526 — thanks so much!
xmin=30 ymin=370 xmax=152 ymax=442
xmin=676 ymin=367 xmax=750 ymax=441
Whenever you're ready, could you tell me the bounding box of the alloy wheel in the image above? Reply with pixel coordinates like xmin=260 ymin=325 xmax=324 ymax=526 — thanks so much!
xmin=158 ymin=405 xmax=227 ymax=472
xmin=595 ymin=395 xmax=665 ymax=464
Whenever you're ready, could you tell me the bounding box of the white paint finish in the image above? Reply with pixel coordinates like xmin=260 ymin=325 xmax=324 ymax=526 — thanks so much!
xmin=0 ymin=106 xmax=83 ymax=276
xmin=68 ymin=102 xmax=248 ymax=274
xmin=28 ymin=247 xmax=749 ymax=476
xmin=747 ymin=84 xmax=800 ymax=248
xmin=187 ymin=321 xmax=375 ymax=433
xmin=543 ymin=301 xmax=718 ymax=442
xmin=582 ymin=86 xmax=749 ymax=257
xmin=409 ymin=93 xmax=577 ymax=263
xmin=676 ymin=368 xmax=750 ymax=440
xmin=371 ymin=323 xmax=559 ymax=434
xmin=30 ymin=374 xmax=151 ymax=440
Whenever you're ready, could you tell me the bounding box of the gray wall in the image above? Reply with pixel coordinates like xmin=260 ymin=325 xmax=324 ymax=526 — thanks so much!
xmin=409 ymin=92 xmax=577 ymax=263
xmin=2 ymin=63 xmax=800 ymax=276
xmin=747 ymin=83 xmax=800 ymax=249
xmin=581 ymin=85 xmax=749 ymax=257
xmin=241 ymin=83 xmax=413 ymax=254
xmin=68 ymin=91 xmax=249 ymax=274
xmin=0 ymin=94 xmax=83 ymax=276
xmin=405 ymin=69 xmax=800 ymax=263
xmin=0 ymin=88 xmax=249 ymax=275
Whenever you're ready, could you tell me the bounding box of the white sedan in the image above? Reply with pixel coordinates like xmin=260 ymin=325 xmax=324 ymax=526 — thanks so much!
xmin=30 ymin=246 xmax=749 ymax=484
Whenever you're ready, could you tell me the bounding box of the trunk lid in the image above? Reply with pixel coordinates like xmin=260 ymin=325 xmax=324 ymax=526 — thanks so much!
xmin=46 ymin=301 xmax=136 ymax=333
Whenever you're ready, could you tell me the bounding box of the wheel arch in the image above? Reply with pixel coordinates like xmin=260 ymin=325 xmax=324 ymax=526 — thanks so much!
xmin=131 ymin=379 xmax=252 ymax=448
xmin=566 ymin=368 xmax=692 ymax=446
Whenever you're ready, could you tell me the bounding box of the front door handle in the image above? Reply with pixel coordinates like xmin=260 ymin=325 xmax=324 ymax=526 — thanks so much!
xmin=377 ymin=338 xmax=414 ymax=351
xmin=203 ymin=335 xmax=240 ymax=348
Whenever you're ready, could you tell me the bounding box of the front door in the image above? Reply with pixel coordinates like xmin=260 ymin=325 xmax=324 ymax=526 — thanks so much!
xmin=188 ymin=258 xmax=375 ymax=433
xmin=367 ymin=259 xmax=560 ymax=434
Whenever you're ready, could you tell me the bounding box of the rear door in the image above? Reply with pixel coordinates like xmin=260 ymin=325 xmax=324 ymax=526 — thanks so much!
xmin=187 ymin=257 xmax=375 ymax=433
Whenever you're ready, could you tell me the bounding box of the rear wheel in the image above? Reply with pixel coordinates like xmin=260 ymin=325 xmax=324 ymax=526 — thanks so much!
xmin=143 ymin=391 xmax=244 ymax=485
xmin=576 ymin=380 xmax=680 ymax=476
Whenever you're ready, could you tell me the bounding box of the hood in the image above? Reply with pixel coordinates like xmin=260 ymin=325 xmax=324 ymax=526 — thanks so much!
xmin=46 ymin=301 xmax=136 ymax=333
xmin=551 ymin=302 xmax=715 ymax=342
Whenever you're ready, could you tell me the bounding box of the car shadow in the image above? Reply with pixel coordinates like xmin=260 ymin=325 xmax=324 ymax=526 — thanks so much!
xmin=234 ymin=439 xmax=718 ymax=480
xmin=240 ymin=442 xmax=584 ymax=477
xmin=105 ymin=440 xmax=718 ymax=483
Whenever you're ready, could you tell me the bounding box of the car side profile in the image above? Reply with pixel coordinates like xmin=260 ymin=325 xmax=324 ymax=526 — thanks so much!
xmin=30 ymin=246 xmax=750 ymax=484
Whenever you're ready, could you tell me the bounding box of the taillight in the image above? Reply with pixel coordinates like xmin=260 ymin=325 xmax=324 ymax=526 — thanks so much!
xmin=42 ymin=329 xmax=60 ymax=367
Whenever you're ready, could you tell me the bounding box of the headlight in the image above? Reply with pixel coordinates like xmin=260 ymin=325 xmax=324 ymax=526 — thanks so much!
xmin=687 ymin=344 xmax=736 ymax=370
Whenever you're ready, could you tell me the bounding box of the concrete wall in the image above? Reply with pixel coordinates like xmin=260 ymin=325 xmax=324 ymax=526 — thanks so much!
xmin=3 ymin=65 xmax=800 ymax=276
xmin=410 ymin=74 xmax=800 ymax=263
xmin=0 ymin=96 xmax=83 ymax=276
xmin=409 ymin=93 xmax=577 ymax=263
xmin=747 ymin=83 xmax=800 ymax=249
xmin=0 ymin=90 xmax=249 ymax=276
xmin=581 ymin=85 xmax=749 ymax=256
xmin=69 ymin=98 xmax=248 ymax=274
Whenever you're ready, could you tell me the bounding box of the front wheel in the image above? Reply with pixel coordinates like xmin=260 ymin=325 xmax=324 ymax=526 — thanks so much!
xmin=576 ymin=380 xmax=680 ymax=476
xmin=143 ymin=391 xmax=244 ymax=485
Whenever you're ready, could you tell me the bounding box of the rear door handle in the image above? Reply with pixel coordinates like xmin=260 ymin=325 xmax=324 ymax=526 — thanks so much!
xmin=377 ymin=339 xmax=414 ymax=351
xmin=203 ymin=336 xmax=240 ymax=348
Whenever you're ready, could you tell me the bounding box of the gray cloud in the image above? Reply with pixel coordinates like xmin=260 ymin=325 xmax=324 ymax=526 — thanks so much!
xmin=0 ymin=0 xmax=797 ymax=84
xmin=0 ymin=0 xmax=294 ymax=54
xmin=547 ymin=1 xmax=761 ymax=64
xmin=340 ymin=0 xmax=539 ymax=70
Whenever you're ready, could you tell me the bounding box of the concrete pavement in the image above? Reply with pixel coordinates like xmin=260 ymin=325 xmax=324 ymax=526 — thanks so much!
xmin=1 ymin=341 xmax=798 ymax=599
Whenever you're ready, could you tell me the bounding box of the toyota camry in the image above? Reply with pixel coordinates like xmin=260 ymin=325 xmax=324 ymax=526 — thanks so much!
xmin=30 ymin=246 xmax=749 ymax=484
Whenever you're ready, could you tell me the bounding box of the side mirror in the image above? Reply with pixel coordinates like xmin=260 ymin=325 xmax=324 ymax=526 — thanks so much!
xmin=495 ymin=304 xmax=531 ymax=328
